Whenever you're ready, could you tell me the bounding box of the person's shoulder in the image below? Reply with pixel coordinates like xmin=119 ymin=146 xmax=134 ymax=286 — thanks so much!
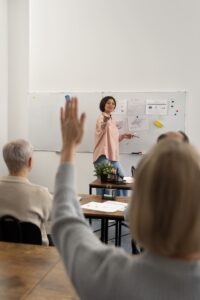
xmin=97 ymin=114 xmax=104 ymax=121
xmin=28 ymin=182 xmax=52 ymax=198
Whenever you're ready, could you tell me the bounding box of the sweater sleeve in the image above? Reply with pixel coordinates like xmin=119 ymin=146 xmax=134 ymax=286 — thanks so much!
xmin=51 ymin=163 xmax=131 ymax=300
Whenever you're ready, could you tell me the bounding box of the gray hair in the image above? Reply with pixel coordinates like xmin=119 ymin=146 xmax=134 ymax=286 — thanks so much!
xmin=3 ymin=139 xmax=34 ymax=173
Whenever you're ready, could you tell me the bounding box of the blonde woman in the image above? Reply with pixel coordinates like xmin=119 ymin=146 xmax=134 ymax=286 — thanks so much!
xmin=52 ymin=97 xmax=200 ymax=300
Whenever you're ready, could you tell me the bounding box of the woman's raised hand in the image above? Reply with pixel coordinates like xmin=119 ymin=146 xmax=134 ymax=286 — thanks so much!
xmin=60 ymin=97 xmax=86 ymax=162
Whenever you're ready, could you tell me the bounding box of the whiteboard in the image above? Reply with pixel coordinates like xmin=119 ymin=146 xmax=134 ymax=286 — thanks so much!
xmin=28 ymin=91 xmax=186 ymax=153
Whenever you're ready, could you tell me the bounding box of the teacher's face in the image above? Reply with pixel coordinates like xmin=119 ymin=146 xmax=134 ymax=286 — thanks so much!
xmin=104 ymin=99 xmax=116 ymax=114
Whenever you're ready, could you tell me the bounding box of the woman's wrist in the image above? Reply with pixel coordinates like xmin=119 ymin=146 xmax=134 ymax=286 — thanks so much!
xmin=61 ymin=145 xmax=76 ymax=163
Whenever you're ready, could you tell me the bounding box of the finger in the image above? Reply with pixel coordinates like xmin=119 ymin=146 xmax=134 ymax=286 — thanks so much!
xmin=65 ymin=97 xmax=71 ymax=119
xmin=69 ymin=96 xmax=76 ymax=119
xmin=60 ymin=107 xmax=64 ymax=136
xmin=75 ymin=113 xmax=86 ymax=144
xmin=80 ymin=112 xmax=86 ymax=129
xmin=73 ymin=97 xmax=78 ymax=119
xmin=60 ymin=107 xmax=64 ymax=124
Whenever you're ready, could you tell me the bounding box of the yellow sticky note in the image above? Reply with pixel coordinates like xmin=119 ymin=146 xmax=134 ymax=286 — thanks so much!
xmin=153 ymin=120 xmax=163 ymax=128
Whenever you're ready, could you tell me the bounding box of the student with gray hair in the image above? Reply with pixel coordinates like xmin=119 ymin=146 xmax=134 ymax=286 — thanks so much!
xmin=52 ymin=98 xmax=200 ymax=300
xmin=0 ymin=139 xmax=52 ymax=245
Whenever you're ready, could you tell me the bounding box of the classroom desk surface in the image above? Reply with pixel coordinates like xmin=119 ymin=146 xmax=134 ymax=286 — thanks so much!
xmin=0 ymin=242 xmax=79 ymax=300
xmin=89 ymin=179 xmax=133 ymax=194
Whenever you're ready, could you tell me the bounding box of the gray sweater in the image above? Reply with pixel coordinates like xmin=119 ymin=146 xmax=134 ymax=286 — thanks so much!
xmin=52 ymin=163 xmax=200 ymax=300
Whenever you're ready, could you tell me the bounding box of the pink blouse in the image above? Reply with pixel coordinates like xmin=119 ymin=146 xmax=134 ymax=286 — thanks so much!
xmin=93 ymin=114 xmax=120 ymax=162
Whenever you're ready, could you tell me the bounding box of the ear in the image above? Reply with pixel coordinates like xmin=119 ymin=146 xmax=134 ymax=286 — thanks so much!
xmin=28 ymin=157 xmax=33 ymax=170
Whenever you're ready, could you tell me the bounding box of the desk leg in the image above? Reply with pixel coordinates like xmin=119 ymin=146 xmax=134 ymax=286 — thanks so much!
xmin=100 ymin=219 xmax=108 ymax=244
xmin=115 ymin=220 xmax=122 ymax=247
xmin=104 ymin=219 xmax=108 ymax=243
xmin=88 ymin=186 xmax=92 ymax=224
xmin=118 ymin=220 xmax=122 ymax=246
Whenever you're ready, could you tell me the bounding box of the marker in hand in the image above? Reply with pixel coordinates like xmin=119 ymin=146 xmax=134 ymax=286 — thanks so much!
xmin=124 ymin=133 xmax=140 ymax=139
xmin=133 ymin=133 xmax=140 ymax=138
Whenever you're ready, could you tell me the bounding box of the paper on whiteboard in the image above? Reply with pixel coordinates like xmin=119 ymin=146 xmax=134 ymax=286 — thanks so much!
xmin=127 ymin=99 xmax=146 ymax=115
xmin=113 ymin=99 xmax=127 ymax=114
xmin=128 ymin=116 xmax=149 ymax=131
xmin=112 ymin=115 xmax=127 ymax=132
xmin=146 ymin=100 xmax=168 ymax=115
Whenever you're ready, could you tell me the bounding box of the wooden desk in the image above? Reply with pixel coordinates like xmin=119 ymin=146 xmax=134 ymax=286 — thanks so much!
xmin=89 ymin=179 xmax=132 ymax=194
xmin=0 ymin=242 xmax=79 ymax=300
xmin=80 ymin=195 xmax=130 ymax=246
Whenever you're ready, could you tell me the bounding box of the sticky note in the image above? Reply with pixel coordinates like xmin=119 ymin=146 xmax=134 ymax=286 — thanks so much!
xmin=153 ymin=120 xmax=163 ymax=128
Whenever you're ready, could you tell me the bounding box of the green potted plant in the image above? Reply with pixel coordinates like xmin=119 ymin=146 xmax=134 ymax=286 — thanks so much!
xmin=94 ymin=162 xmax=116 ymax=183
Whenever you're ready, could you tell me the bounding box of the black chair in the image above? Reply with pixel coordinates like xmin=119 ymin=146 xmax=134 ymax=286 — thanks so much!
xmin=0 ymin=215 xmax=42 ymax=245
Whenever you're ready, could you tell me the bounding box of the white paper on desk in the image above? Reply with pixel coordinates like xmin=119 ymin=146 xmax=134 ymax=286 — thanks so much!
xmin=124 ymin=177 xmax=134 ymax=183
xmin=81 ymin=201 xmax=128 ymax=212
xmin=81 ymin=202 xmax=117 ymax=212
xmin=104 ymin=201 xmax=128 ymax=212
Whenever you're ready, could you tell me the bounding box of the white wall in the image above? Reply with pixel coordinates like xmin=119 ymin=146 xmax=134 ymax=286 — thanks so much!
xmin=8 ymin=0 xmax=200 ymax=192
xmin=0 ymin=0 xmax=8 ymax=174
xmin=8 ymin=0 xmax=29 ymax=140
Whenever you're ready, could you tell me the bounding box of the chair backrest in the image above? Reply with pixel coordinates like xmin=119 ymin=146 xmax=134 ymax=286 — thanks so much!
xmin=20 ymin=222 xmax=42 ymax=245
xmin=0 ymin=215 xmax=42 ymax=245
xmin=0 ymin=215 xmax=22 ymax=243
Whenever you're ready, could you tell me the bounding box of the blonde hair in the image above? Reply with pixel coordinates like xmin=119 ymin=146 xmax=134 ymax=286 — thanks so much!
xmin=3 ymin=139 xmax=33 ymax=173
xmin=129 ymin=139 xmax=200 ymax=256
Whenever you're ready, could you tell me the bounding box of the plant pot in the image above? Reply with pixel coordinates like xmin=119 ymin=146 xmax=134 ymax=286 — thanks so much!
xmin=100 ymin=175 xmax=108 ymax=183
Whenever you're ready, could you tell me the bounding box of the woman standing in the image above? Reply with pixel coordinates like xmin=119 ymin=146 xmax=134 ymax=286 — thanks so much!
xmin=93 ymin=96 xmax=134 ymax=196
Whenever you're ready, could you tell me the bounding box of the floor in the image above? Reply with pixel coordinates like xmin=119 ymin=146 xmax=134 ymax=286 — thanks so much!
xmin=89 ymin=219 xmax=133 ymax=253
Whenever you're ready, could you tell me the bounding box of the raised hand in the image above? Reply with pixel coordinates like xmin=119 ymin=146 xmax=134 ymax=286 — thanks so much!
xmin=60 ymin=97 xmax=86 ymax=162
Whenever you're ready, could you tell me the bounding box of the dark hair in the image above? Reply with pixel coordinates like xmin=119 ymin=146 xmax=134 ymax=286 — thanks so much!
xmin=157 ymin=134 xmax=167 ymax=142
xmin=178 ymin=131 xmax=190 ymax=143
xmin=99 ymin=96 xmax=116 ymax=112
xmin=157 ymin=131 xmax=190 ymax=144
